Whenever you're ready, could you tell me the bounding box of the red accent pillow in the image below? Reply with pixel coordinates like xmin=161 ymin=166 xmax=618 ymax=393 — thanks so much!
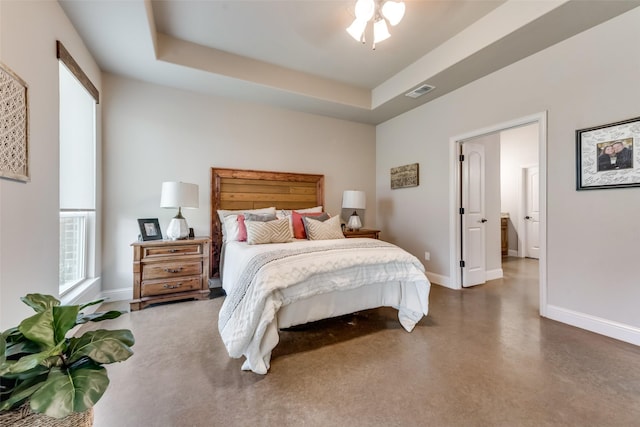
xmin=291 ymin=211 xmax=326 ymax=239
xmin=237 ymin=215 xmax=247 ymax=242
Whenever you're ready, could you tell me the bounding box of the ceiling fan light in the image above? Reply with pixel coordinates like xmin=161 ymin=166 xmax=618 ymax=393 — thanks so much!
xmin=381 ymin=0 xmax=405 ymax=26
xmin=354 ymin=0 xmax=375 ymax=21
xmin=346 ymin=18 xmax=367 ymax=42
xmin=373 ymin=19 xmax=391 ymax=44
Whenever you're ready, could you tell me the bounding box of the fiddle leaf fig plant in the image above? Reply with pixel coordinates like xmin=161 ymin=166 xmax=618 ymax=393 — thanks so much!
xmin=0 ymin=294 xmax=134 ymax=419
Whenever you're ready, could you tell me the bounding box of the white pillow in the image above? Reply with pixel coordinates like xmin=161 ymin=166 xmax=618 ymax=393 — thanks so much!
xmin=222 ymin=215 xmax=242 ymax=242
xmin=245 ymin=218 xmax=293 ymax=245
xmin=304 ymin=215 xmax=345 ymax=240
xmin=217 ymin=206 xmax=276 ymax=224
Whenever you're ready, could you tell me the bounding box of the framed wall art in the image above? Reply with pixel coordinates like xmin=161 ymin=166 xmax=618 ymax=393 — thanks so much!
xmin=390 ymin=163 xmax=419 ymax=189
xmin=576 ymin=116 xmax=640 ymax=190
xmin=137 ymin=218 xmax=163 ymax=241
xmin=0 ymin=62 xmax=29 ymax=182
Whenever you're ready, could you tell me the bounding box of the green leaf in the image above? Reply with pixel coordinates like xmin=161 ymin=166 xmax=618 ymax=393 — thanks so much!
xmin=0 ymin=349 xmax=55 ymax=376
xmin=20 ymin=294 xmax=60 ymax=313
xmin=29 ymin=365 xmax=109 ymax=418
xmin=1 ymin=333 xmax=5 ymax=365
xmin=75 ymin=310 xmax=124 ymax=325
xmin=5 ymin=339 xmax=42 ymax=358
xmin=53 ymin=305 xmax=80 ymax=342
xmin=78 ymin=298 xmax=105 ymax=311
xmin=1 ymin=363 xmax=49 ymax=380
xmin=19 ymin=309 xmax=55 ymax=348
xmin=0 ymin=376 xmax=45 ymax=411
xmin=67 ymin=329 xmax=134 ymax=364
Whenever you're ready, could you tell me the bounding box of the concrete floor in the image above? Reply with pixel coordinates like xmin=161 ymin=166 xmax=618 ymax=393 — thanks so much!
xmin=88 ymin=257 xmax=640 ymax=426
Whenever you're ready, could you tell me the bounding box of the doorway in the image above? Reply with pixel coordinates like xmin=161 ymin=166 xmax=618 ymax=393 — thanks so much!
xmin=448 ymin=112 xmax=548 ymax=317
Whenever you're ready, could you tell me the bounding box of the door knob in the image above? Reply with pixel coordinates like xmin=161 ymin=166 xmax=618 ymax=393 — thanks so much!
xmin=480 ymin=218 xmax=488 ymax=223
xmin=525 ymin=216 xmax=531 ymax=220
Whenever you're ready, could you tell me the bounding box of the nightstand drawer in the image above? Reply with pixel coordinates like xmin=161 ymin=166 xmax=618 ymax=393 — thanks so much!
xmin=142 ymin=261 xmax=202 ymax=280
xmin=143 ymin=244 xmax=202 ymax=258
xmin=141 ymin=277 xmax=201 ymax=297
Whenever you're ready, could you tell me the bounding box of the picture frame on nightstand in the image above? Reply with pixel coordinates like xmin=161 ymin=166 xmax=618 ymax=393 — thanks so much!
xmin=137 ymin=218 xmax=162 ymax=241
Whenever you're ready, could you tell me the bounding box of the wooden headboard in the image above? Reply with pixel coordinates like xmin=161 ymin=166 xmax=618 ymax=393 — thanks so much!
xmin=210 ymin=168 xmax=325 ymax=277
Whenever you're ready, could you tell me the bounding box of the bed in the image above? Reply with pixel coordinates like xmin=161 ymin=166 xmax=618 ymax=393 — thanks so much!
xmin=210 ymin=167 xmax=431 ymax=374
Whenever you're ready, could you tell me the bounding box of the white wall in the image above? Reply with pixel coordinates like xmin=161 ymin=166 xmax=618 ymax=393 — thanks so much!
xmin=0 ymin=1 xmax=102 ymax=329
xmin=101 ymin=74 xmax=376 ymax=298
xmin=377 ymin=8 xmax=640 ymax=339
xmin=500 ymin=124 xmax=539 ymax=253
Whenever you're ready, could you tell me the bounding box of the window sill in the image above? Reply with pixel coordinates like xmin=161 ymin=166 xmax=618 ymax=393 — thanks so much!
xmin=60 ymin=277 xmax=101 ymax=307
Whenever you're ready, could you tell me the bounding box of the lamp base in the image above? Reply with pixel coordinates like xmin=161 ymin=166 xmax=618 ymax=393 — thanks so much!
xmin=347 ymin=212 xmax=362 ymax=231
xmin=166 ymin=217 xmax=189 ymax=240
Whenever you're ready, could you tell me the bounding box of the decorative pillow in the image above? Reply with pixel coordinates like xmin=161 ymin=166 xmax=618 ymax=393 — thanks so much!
xmin=304 ymin=215 xmax=345 ymax=240
xmin=279 ymin=206 xmax=323 ymax=218
xmin=218 ymin=207 xmax=276 ymax=241
xmin=238 ymin=213 xmax=278 ymax=242
xmin=291 ymin=211 xmax=330 ymax=239
xmin=244 ymin=213 xmax=277 ymax=222
xmin=246 ymin=218 xmax=293 ymax=245
xmin=236 ymin=215 xmax=247 ymax=242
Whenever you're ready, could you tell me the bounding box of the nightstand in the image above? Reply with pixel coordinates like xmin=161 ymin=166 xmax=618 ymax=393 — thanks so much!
xmin=130 ymin=237 xmax=210 ymax=311
xmin=343 ymin=228 xmax=380 ymax=239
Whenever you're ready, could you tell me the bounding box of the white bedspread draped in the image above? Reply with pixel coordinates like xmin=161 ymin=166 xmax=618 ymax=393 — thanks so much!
xmin=218 ymin=239 xmax=430 ymax=374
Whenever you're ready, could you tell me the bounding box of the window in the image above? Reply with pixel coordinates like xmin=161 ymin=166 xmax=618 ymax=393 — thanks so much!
xmin=59 ymin=212 xmax=87 ymax=288
xmin=58 ymin=42 xmax=98 ymax=295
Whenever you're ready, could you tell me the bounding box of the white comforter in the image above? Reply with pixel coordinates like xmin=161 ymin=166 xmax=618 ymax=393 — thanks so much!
xmin=218 ymin=238 xmax=430 ymax=374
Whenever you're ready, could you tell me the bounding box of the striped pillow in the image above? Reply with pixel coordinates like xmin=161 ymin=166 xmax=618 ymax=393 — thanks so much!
xmin=245 ymin=218 xmax=293 ymax=245
xmin=304 ymin=215 xmax=345 ymax=240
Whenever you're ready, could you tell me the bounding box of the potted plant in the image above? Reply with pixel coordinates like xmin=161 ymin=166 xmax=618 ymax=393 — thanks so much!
xmin=0 ymin=293 xmax=134 ymax=424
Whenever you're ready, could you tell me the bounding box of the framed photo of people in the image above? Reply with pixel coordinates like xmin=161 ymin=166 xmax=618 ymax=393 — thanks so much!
xmin=576 ymin=116 xmax=640 ymax=190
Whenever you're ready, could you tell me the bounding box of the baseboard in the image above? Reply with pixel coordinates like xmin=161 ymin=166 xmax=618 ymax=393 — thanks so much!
xmin=546 ymin=304 xmax=640 ymax=346
xmin=101 ymin=287 xmax=132 ymax=303
xmin=508 ymin=249 xmax=519 ymax=257
xmin=426 ymin=271 xmax=453 ymax=288
xmin=486 ymin=268 xmax=503 ymax=281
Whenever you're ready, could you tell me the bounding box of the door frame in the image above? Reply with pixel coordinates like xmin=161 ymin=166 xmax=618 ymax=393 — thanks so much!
xmin=448 ymin=111 xmax=548 ymax=317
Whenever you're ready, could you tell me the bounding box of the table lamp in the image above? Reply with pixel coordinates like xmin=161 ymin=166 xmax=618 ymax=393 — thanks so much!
xmin=160 ymin=181 xmax=199 ymax=240
xmin=342 ymin=190 xmax=366 ymax=231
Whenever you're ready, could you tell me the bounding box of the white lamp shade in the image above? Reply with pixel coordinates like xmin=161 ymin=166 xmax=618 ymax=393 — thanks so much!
xmin=160 ymin=182 xmax=199 ymax=209
xmin=373 ymin=19 xmax=391 ymax=44
xmin=354 ymin=0 xmax=375 ymax=21
xmin=381 ymin=1 xmax=405 ymax=26
xmin=342 ymin=190 xmax=366 ymax=210
xmin=346 ymin=18 xmax=367 ymax=42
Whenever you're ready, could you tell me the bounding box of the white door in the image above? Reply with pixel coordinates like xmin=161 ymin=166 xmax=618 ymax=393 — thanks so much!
xmin=525 ymin=166 xmax=540 ymax=259
xmin=461 ymin=141 xmax=486 ymax=287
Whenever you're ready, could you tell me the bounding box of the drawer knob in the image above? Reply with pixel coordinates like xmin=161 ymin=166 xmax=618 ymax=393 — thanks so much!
xmin=164 ymin=268 xmax=183 ymax=273
xmin=163 ymin=283 xmax=182 ymax=289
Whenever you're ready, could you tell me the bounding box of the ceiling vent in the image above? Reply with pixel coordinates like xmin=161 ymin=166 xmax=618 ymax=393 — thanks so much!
xmin=405 ymin=84 xmax=435 ymax=99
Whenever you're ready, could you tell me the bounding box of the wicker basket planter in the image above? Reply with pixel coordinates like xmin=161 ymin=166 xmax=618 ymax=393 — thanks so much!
xmin=0 ymin=403 xmax=93 ymax=427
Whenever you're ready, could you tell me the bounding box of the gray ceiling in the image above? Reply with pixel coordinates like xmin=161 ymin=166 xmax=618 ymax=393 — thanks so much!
xmin=59 ymin=0 xmax=640 ymax=124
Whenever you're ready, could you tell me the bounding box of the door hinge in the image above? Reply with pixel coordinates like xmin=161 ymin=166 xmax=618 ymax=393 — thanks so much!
xmin=459 ymin=154 xmax=465 ymax=161
xmin=459 ymin=207 xmax=464 ymax=214
xmin=460 ymin=260 xmax=465 ymax=267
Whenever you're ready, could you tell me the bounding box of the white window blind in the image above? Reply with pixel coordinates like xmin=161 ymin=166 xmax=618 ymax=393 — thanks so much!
xmin=59 ymin=62 xmax=95 ymax=210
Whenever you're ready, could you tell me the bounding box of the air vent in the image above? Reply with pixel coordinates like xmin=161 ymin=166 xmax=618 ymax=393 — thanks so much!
xmin=405 ymin=84 xmax=435 ymax=99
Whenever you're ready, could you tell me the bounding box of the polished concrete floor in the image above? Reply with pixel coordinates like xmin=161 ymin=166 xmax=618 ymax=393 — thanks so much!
xmin=89 ymin=258 xmax=640 ymax=426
